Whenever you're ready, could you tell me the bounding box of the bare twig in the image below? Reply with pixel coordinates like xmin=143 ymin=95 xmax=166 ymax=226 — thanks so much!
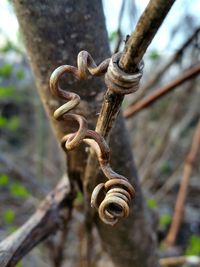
xmin=165 ymin=119 xmax=200 ymax=247
xmin=130 ymin=26 xmax=200 ymax=104
xmin=114 ymin=0 xmax=126 ymax=53
xmin=124 ymin=63 xmax=200 ymax=118
xmin=159 ymin=256 xmax=200 ymax=266
xmin=0 ymin=175 xmax=74 ymax=267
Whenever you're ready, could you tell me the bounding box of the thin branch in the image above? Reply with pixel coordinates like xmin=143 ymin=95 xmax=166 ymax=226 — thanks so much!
xmin=114 ymin=0 xmax=126 ymax=53
xmin=83 ymin=1 xmax=176 ymax=265
xmin=165 ymin=119 xmax=200 ymax=247
xmin=131 ymin=26 xmax=200 ymax=104
xmin=159 ymin=256 xmax=200 ymax=266
xmin=119 ymin=0 xmax=176 ymax=73
xmin=124 ymin=62 xmax=200 ymax=118
xmin=0 ymin=175 xmax=74 ymax=267
xmin=93 ymin=0 xmax=177 ymax=140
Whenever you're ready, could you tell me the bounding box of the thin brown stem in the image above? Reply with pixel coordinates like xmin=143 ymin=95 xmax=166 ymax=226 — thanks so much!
xmin=124 ymin=63 xmax=200 ymax=118
xmin=159 ymin=256 xmax=200 ymax=266
xmin=83 ymin=2 xmax=176 ymax=265
xmin=165 ymin=119 xmax=200 ymax=247
xmin=131 ymin=26 xmax=200 ymax=104
xmin=114 ymin=0 xmax=126 ymax=53
xmin=119 ymin=0 xmax=176 ymax=73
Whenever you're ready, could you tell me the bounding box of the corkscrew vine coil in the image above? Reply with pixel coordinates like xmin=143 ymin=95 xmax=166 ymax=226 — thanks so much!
xmin=49 ymin=50 xmax=137 ymax=225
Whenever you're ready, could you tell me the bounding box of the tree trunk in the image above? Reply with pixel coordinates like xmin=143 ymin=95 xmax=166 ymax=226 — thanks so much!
xmin=13 ymin=0 xmax=159 ymax=266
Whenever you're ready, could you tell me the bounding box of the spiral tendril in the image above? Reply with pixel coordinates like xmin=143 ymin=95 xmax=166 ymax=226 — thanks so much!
xmin=50 ymin=50 xmax=136 ymax=225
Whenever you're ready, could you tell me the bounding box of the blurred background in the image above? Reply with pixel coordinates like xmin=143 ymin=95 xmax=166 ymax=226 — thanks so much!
xmin=0 ymin=0 xmax=199 ymax=266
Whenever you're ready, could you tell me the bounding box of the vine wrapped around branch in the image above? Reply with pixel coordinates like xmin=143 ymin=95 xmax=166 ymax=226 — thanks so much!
xmin=50 ymin=50 xmax=135 ymax=225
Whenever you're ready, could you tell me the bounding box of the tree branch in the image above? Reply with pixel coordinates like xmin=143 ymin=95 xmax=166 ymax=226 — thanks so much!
xmin=119 ymin=0 xmax=176 ymax=73
xmin=124 ymin=62 xmax=200 ymax=118
xmin=0 ymin=175 xmax=73 ymax=267
xmin=165 ymin=119 xmax=200 ymax=247
xmin=130 ymin=26 xmax=200 ymax=104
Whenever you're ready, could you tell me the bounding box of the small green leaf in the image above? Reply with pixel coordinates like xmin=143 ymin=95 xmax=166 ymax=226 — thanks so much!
xmin=185 ymin=235 xmax=200 ymax=256
xmin=10 ymin=183 xmax=30 ymax=199
xmin=16 ymin=69 xmax=25 ymax=80
xmin=76 ymin=191 xmax=83 ymax=203
xmin=147 ymin=198 xmax=157 ymax=209
xmin=159 ymin=214 xmax=172 ymax=227
xmin=0 ymin=40 xmax=13 ymax=53
xmin=0 ymin=116 xmax=20 ymax=131
xmin=3 ymin=209 xmax=15 ymax=224
xmin=149 ymin=50 xmax=160 ymax=61
xmin=0 ymin=174 xmax=9 ymax=186
xmin=0 ymin=64 xmax=13 ymax=77
xmin=160 ymin=161 xmax=171 ymax=175
xmin=0 ymin=116 xmax=8 ymax=127
xmin=0 ymin=86 xmax=14 ymax=97
xmin=16 ymin=261 xmax=23 ymax=267
xmin=7 ymin=117 xmax=20 ymax=131
xmin=109 ymin=31 xmax=117 ymax=42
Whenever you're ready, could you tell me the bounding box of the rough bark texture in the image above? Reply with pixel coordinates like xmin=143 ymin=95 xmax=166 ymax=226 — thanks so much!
xmin=13 ymin=1 xmax=158 ymax=266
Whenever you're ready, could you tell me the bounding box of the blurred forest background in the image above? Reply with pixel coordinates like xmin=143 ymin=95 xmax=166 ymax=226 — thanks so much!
xmin=0 ymin=0 xmax=199 ymax=266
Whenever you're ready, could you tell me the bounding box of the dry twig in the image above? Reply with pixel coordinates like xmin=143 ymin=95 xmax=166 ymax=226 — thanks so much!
xmin=129 ymin=26 xmax=200 ymax=105
xmin=159 ymin=256 xmax=200 ymax=266
xmin=0 ymin=175 xmax=73 ymax=267
xmin=124 ymin=63 xmax=200 ymax=118
xmin=165 ymin=119 xmax=200 ymax=246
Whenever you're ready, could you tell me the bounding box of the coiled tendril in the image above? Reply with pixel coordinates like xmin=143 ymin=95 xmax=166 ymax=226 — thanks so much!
xmin=50 ymin=50 xmax=136 ymax=226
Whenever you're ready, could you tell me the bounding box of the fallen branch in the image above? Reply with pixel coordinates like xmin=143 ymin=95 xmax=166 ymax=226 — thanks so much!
xmin=159 ymin=256 xmax=200 ymax=266
xmin=124 ymin=62 xmax=200 ymax=118
xmin=0 ymin=175 xmax=74 ymax=267
xmin=165 ymin=119 xmax=200 ymax=247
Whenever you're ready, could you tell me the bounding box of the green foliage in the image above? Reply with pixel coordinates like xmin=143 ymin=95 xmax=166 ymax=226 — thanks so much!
xmin=149 ymin=50 xmax=160 ymax=60
xmin=159 ymin=214 xmax=172 ymax=227
xmin=0 ymin=63 xmax=13 ymax=77
xmin=109 ymin=31 xmax=117 ymax=42
xmin=10 ymin=183 xmax=30 ymax=199
xmin=0 ymin=116 xmax=7 ymax=127
xmin=0 ymin=40 xmax=14 ymax=53
xmin=16 ymin=262 xmax=23 ymax=267
xmin=7 ymin=117 xmax=20 ymax=131
xmin=0 ymin=86 xmax=14 ymax=97
xmin=76 ymin=191 xmax=83 ymax=204
xmin=147 ymin=198 xmax=157 ymax=209
xmin=0 ymin=116 xmax=20 ymax=131
xmin=159 ymin=160 xmax=171 ymax=175
xmin=16 ymin=69 xmax=25 ymax=80
xmin=0 ymin=174 xmax=9 ymax=186
xmin=3 ymin=209 xmax=15 ymax=224
xmin=185 ymin=235 xmax=200 ymax=256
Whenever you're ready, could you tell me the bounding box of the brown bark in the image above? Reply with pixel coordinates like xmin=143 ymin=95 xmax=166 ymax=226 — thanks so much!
xmin=12 ymin=1 xmax=158 ymax=267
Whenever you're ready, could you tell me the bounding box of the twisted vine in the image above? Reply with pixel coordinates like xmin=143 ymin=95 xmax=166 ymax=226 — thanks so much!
xmin=49 ymin=50 xmax=135 ymax=225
